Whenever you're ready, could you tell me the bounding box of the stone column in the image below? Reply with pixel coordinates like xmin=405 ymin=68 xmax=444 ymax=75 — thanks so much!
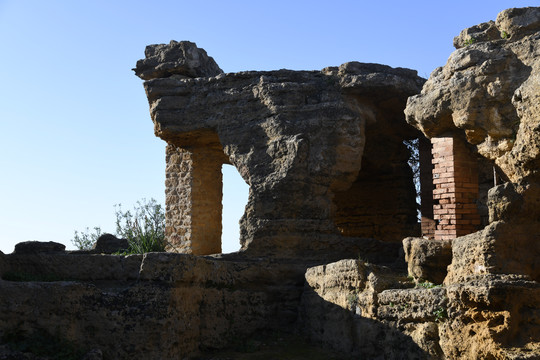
xmin=165 ymin=144 xmax=223 ymax=255
xmin=432 ymin=137 xmax=481 ymax=240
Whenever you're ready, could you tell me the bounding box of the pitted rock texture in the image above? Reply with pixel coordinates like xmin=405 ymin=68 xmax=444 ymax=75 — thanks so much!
xmin=135 ymin=41 xmax=424 ymax=256
xmin=0 ymin=251 xmax=308 ymax=359
xmin=403 ymin=237 xmax=452 ymax=285
xmin=301 ymin=259 xmax=540 ymax=359
xmin=92 ymin=233 xmax=128 ymax=254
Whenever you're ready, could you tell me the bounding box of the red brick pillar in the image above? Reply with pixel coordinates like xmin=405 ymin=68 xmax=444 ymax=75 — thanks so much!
xmin=432 ymin=137 xmax=481 ymax=240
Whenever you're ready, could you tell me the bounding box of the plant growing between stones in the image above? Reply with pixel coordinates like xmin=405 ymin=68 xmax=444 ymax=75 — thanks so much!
xmin=72 ymin=198 xmax=167 ymax=254
xmin=404 ymin=138 xmax=421 ymax=220
xmin=501 ymin=30 xmax=510 ymax=39
xmin=346 ymin=292 xmax=359 ymax=310
xmin=114 ymin=198 xmax=166 ymax=254
xmin=464 ymin=37 xmax=477 ymax=46
xmin=433 ymin=306 xmax=448 ymax=322
xmin=416 ymin=280 xmax=442 ymax=289
xmin=72 ymin=226 xmax=102 ymax=251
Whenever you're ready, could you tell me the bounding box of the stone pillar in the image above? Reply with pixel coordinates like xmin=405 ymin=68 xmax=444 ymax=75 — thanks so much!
xmin=419 ymin=137 xmax=436 ymax=239
xmin=432 ymin=137 xmax=481 ymax=240
xmin=165 ymin=144 xmax=223 ymax=255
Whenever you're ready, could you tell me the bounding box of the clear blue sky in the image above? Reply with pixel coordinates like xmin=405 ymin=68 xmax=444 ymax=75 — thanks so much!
xmin=0 ymin=1 xmax=536 ymax=254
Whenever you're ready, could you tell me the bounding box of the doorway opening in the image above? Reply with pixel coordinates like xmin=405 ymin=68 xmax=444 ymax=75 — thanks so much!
xmin=221 ymin=164 xmax=249 ymax=253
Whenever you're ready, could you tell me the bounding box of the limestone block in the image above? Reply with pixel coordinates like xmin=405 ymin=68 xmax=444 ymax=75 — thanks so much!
xmin=440 ymin=275 xmax=540 ymax=359
xmin=445 ymin=220 xmax=540 ymax=284
xmin=133 ymin=40 xmax=223 ymax=80
xmin=92 ymin=234 xmax=128 ymax=254
xmin=403 ymin=237 xmax=452 ymax=284
xmin=14 ymin=241 xmax=65 ymax=254
xmin=405 ymin=7 xmax=540 ymax=186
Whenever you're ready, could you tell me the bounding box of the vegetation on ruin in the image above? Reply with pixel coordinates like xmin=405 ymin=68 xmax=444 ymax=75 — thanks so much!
xmin=416 ymin=280 xmax=442 ymax=289
xmin=464 ymin=37 xmax=477 ymax=46
xmin=433 ymin=306 xmax=448 ymax=322
xmin=114 ymin=198 xmax=166 ymax=254
xmin=72 ymin=198 xmax=167 ymax=254
xmin=72 ymin=226 xmax=102 ymax=251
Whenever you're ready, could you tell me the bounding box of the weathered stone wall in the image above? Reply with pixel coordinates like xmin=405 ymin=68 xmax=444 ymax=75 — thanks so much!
xmin=0 ymin=251 xmax=307 ymax=359
xmin=300 ymin=258 xmax=540 ymax=359
xmin=136 ymin=47 xmax=424 ymax=256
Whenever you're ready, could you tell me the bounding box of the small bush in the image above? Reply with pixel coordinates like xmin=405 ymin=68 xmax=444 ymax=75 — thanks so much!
xmin=464 ymin=37 xmax=477 ymax=46
xmin=72 ymin=226 xmax=102 ymax=251
xmin=433 ymin=306 xmax=448 ymax=322
xmin=115 ymin=199 xmax=166 ymax=254
xmin=72 ymin=198 xmax=167 ymax=254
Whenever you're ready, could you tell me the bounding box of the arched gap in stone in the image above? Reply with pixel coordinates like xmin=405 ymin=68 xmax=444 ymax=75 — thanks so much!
xmin=221 ymin=164 xmax=249 ymax=253
xmin=332 ymin=130 xmax=420 ymax=243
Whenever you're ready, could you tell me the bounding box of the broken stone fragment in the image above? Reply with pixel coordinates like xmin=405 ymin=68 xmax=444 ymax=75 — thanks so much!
xmin=133 ymin=40 xmax=223 ymax=80
xmin=92 ymin=233 xmax=128 ymax=254
xmin=496 ymin=6 xmax=540 ymax=41
xmin=402 ymin=237 xmax=452 ymax=284
xmin=453 ymin=21 xmax=500 ymax=49
xmin=13 ymin=241 xmax=66 ymax=254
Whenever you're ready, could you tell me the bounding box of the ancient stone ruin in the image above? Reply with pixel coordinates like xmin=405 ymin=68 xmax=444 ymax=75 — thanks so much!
xmin=0 ymin=6 xmax=539 ymax=360
xmin=134 ymin=41 xmax=424 ymax=257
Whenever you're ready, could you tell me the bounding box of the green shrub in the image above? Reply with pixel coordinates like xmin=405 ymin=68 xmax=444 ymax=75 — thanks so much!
xmin=433 ymin=306 xmax=448 ymax=322
xmin=115 ymin=198 xmax=166 ymax=254
xmin=72 ymin=226 xmax=102 ymax=251
xmin=464 ymin=37 xmax=477 ymax=46
xmin=416 ymin=280 xmax=442 ymax=289
xmin=72 ymin=198 xmax=167 ymax=254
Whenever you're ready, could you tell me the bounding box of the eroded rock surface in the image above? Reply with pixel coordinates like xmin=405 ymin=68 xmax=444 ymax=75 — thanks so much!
xmin=406 ymin=7 xmax=540 ymax=283
xmin=301 ymin=259 xmax=540 ymax=359
xmin=135 ymin=41 xmax=424 ymax=257
xmin=2 ymin=7 xmax=540 ymax=360
xmin=406 ymin=7 xmax=540 ymax=185
xmin=403 ymin=237 xmax=452 ymax=284
xmin=0 ymin=251 xmax=308 ymax=359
